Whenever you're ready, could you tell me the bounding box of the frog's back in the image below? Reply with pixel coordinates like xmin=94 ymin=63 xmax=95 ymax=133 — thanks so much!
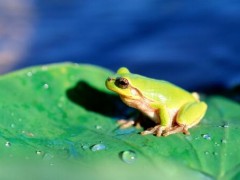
xmin=128 ymin=74 xmax=196 ymax=107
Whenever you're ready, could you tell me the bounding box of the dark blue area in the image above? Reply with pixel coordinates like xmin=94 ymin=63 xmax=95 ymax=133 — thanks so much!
xmin=12 ymin=0 xmax=240 ymax=91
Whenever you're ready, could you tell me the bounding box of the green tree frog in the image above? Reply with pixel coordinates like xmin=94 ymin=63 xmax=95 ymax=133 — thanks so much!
xmin=105 ymin=67 xmax=207 ymax=137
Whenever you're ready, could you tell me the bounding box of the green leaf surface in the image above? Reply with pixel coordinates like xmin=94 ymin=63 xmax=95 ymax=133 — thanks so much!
xmin=0 ymin=63 xmax=240 ymax=180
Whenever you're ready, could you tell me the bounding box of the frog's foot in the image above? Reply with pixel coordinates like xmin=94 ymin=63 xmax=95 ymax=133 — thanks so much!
xmin=141 ymin=125 xmax=167 ymax=137
xmin=118 ymin=119 xmax=135 ymax=129
xmin=162 ymin=125 xmax=190 ymax=137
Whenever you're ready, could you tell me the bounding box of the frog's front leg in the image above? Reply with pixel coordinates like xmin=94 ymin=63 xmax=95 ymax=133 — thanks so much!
xmin=118 ymin=114 xmax=143 ymax=129
xmin=141 ymin=106 xmax=172 ymax=137
xmin=163 ymin=101 xmax=207 ymax=136
xmin=118 ymin=119 xmax=135 ymax=129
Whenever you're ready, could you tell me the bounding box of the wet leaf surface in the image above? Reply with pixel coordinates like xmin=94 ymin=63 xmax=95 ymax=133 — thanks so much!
xmin=0 ymin=63 xmax=239 ymax=180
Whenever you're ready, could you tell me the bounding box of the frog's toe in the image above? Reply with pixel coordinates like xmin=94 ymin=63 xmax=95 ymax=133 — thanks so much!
xmin=141 ymin=125 xmax=167 ymax=137
xmin=141 ymin=125 xmax=159 ymax=135
xmin=183 ymin=127 xmax=190 ymax=135
xmin=162 ymin=125 xmax=190 ymax=136
xmin=156 ymin=126 xmax=165 ymax=137
xmin=141 ymin=130 xmax=153 ymax=135
xmin=118 ymin=119 xmax=135 ymax=129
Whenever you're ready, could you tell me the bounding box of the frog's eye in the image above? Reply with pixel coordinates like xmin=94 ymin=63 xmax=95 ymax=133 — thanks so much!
xmin=115 ymin=77 xmax=129 ymax=89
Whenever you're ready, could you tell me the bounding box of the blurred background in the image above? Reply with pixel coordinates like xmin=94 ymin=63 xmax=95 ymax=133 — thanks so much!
xmin=1 ymin=0 xmax=240 ymax=92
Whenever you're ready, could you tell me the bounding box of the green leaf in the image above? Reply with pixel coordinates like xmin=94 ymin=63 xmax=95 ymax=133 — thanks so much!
xmin=0 ymin=63 xmax=239 ymax=180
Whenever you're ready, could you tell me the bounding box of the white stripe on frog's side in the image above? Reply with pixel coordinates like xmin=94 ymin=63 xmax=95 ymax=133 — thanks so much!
xmin=167 ymin=108 xmax=178 ymax=123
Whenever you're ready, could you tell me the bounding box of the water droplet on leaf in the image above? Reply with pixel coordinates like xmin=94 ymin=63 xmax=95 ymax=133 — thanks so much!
xmin=219 ymin=124 xmax=229 ymax=128
xmin=194 ymin=137 xmax=200 ymax=140
xmin=120 ymin=150 xmax=137 ymax=164
xmin=26 ymin=71 xmax=33 ymax=77
xmin=185 ymin=135 xmax=192 ymax=141
xmin=91 ymin=143 xmax=106 ymax=151
xmin=81 ymin=144 xmax=89 ymax=150
xmin=36 ymin=150 xmax=43 ymax=155
xmin=201 ymin=134 xmax=211 ymax=140
xmin=221 ymin=139 xmax=227 ymax=144
xmin=5 ymin=141 xmax=11 ymax=147
xmin=204 ymin=151 xmax=209 ymax=155
xmin=43 ymin=83 xmax=49 ymax=89
xmin=95 ymin=125 xmax=102 ymax=130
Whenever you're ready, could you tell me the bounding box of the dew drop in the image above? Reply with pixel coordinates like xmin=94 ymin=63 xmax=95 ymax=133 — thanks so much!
xmin=43 ymin=83 xmax=49 ymax=89
xmin=213 ymin=152 xmax=218 ymax=156
xmin=26 ymin=71 xmax=33 ymax=77
xmin=214 ymin=142 xmax=220 ymax=146
xmin=221 ymin=139 xmax=227 ymax=144
xmin=201 ymin=134 xmax=211 ymax=140
xmin=58 ymin=97 xmax=65 ymax=108
xmin=185 ymin=135 xmax=192 ymax=141
xmin=219 ymin=124 xmax=229 ymax=128
xmin=59 ymin=96 xmax=65 ymax=101
xmin=50 ymin=162 xmax=54 ymax=166
xmin=10 ymin=124 xmax=15 ymax=128
xmin=36 ymin=150 xmax=43 ymax=155
xmin=120 ymin=150 xmax=137 ymax=164
xmin=91 ymin=143 xmax=106 ymax=151
xmin=5 ymin=141 xmax=11 ymax=147
xmin=204 ymin=151 xmax=209 ymax=155
xmin=95 ymin=125 xmax=102 ymax=130
xmin=81 ymin=144 xmax=89 ymax=150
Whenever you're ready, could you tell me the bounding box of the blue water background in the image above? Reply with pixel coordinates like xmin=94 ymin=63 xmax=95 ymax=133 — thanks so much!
xmin=1 ymin=0 xmax=240 ymax=92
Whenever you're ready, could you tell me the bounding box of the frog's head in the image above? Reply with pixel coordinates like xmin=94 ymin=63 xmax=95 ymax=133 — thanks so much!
xmin=105 ymin=67 xmax=142 ymax=99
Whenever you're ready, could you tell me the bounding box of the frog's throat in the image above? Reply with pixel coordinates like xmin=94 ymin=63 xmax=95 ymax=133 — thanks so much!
xmin=119 ymin=85 xmax=155 ymax=109
xmin=119 ymin=85 xmax=145 ymax=100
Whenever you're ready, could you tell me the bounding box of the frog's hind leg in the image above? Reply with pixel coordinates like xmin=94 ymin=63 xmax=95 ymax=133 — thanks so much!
xmin=163 ymin=101 xmax=207 ymax=136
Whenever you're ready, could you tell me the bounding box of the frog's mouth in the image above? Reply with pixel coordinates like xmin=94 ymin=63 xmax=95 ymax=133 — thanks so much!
xmin=106 ymin=77 xmax=114 ymax=82
xmin=105 ymin=77 xmax=119 ymax=92
xmin=105 ymin=77 xmax=115 ymax=88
